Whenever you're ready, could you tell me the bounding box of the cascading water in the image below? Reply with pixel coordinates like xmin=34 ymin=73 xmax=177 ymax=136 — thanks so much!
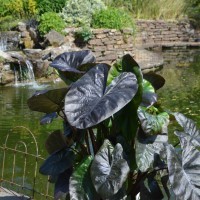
xmin=25 ymin=60 xmax=35 ymax=83
xmin=14 ymin=59 xmax=38 ymax=87
xmin=0 ymin=35 xmax=7 ymax=51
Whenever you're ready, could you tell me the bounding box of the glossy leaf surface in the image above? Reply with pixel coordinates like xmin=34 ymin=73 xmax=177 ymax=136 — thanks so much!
xmin=50 ymin=50 xmax=96 ymax=72
xmin=90 ymin=140 xmax=130 ymax=199
xmin=45 ymin=130 xmax=67 ymax=154
xmin=65 ymin=64 xmax=138 ymax=129
xmin=27 ymin=88 xmax=69 ymax=113
xmin=39 ymin=148 xmax=75 ymax=176
xmin=136 ymin=134 xmax=168 ymax=172
xmin=138 ymin=107 xmax=169 ymax=135
xmin=167 ymin=138 xmax=200 ymax=200
xmin=174 ymin=112 xmax=200 ymax=147
xmin=69 ymin=156 xmax=99 ymax=200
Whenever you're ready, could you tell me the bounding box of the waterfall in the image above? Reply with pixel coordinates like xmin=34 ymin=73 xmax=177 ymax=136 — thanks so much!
xmin=25 ymin=60 xmax=35 ymax=83
xmin=0 ymin=35 xmax=7 ymax=51
xmin=14 ymin=60 xmax=37 ymax=86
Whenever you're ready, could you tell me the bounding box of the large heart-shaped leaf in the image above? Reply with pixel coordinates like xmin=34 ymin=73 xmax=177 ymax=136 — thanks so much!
xmin=138 ymin=107 xmax=169 ymax=135
xmin=27 ymin=88 xmax=69 ymax=113
xmin=39 ymin=148 xmax=75 ymax=176
xmin=45 ymin=130 xmax=68 ymax=154
xmin=166 ymin=138 xmax=200 ymax=199
xmin=174 ymin=112 xmax=200 ymax=147
xmin=143 ymin=72 xmax=165 ymax=91
xmin=54 ymin=168 xmax=73 ymax=200
xmin=50 ymin=50 xmax=96 ymax=72
xmin=65 ymin=64 xmax=138 ymax=129
xmin=136 ymin=134 xmax=168 ymax=172
xmin=90 ymin=139 xmax=130 ymax=199
xmin=69 ymin=156 xmax=99 ymax=200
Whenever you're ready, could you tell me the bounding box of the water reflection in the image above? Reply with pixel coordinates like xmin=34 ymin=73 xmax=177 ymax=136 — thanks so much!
xmin=157 ymin=48 xmax=200 ymax=126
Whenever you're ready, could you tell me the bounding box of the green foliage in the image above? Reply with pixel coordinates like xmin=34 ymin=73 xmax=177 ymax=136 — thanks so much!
xmin=60 ymin=0 xmax=106 ymax=26
xmin=74 ymin=27 xmax=93 ymax=43
xmin=0 ymin=0 xmax=37 ymax=18
xmin=27 ymin=50 xmax=200 ymax=199
xmin=38 ymin=12 xmax=66 ymax=36
xmin=0 ymin=16 xmax=21 ymax=31
xmin=36 ymin=0 xmax=67 ymax=15
xmin=103 ymin=0 xmax=186 ymax=20
xmin=91 ymin=7 xmax=134 ymax=29
xmin=186 ymin=0 xmax=200 ymax=28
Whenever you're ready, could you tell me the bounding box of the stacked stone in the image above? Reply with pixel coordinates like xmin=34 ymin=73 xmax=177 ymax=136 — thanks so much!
xmin=86 ymin=29 xmax=135 ymax=63
xmin=135 ymin=20 xmax=197 ymax=45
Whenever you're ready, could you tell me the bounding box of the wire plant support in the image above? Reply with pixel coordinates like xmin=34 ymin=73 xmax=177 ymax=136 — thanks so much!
xmin=0 ymin=126 xmax=54 ymax=199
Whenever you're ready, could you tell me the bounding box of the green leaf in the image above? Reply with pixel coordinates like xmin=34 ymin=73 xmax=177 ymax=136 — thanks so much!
xmin=69 ymin=156 xmax=99 ymax=200
xmin=138 ymin=107 xmax=169 ymax=135
xmin=90 ymin=139 xmax=130 ymax=199
xmin=114 ymin=54 xmax=143 ymax=141
xmin=27 ymin=88 xmax=69 ymax=113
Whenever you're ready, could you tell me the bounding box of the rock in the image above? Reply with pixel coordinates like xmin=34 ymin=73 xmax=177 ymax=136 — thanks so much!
xmin=0 ymin=50 xmax=15 ymax=62
xmin=0 ymin=71 xmax=14 ymax=85
xmin=23 ymin=49 xmax=43 ymax=60
xmin=17 ymin=22 xmax=27 ymax=32
xmin=43 ymin=30 xmax=65 ymax=47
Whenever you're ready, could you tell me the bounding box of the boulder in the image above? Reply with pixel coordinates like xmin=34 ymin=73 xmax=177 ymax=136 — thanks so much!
xmin=43 ymin=30 xmax=65 ymax=47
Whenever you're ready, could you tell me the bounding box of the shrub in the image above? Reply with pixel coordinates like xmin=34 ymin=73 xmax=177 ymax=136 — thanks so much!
xmin=74 ymin=26 xmax=93 ymax=43
xmin=91 ymin=7 xmax=134 ymax=29
xmin=186 ymin=0 xmax=200 ymax=28
xmin=60 ymin=0 xmax=106 ymax=27
xmin=36 ymin=0 xmax=67 ymax=15
xmin=0 ymin=0 xmax=37 ymax=18
xmin=38 ymin=12 xmax=66 ymax=36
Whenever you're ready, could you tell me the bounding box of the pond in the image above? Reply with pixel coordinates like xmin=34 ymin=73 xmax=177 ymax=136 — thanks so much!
xmin=0 ymin=48 xmax=199 ymax=198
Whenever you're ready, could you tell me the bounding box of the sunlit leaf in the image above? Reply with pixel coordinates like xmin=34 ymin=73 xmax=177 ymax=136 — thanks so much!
xmin=136 ymin=134 xmax=168 ymax=172
xmin=50 ymin=50 xmax=96 ymax=83
xmin=114 ymin=54 xmax=143 ymax=141
xmin=138 ymin=107 xmax=169 ymax=135
xmin=27 ymin=88 xmax=69 ymax=113
xmin=65 ymin=64 xmax=138 ymax=129
xmin=166 ymin=138 xmax=200 ymax=199
xmin=50 ymin=50 xmax=96 ymax=72
xmin=90 ymin=139 xmax=130 ymax=199
xmin=45 ymin=130 xmax=67 ymax=154
xmin=174 ymin=112 xmax=200 ymax=147
xmin=69 ymin=156 xmax=99 ymax=200
xmin=39 ymin=148 xmax=75 ymax=176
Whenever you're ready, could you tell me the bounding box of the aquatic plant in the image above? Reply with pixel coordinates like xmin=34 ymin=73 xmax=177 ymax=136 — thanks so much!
xmin=27 ymin=50 xmax=200 ymax=199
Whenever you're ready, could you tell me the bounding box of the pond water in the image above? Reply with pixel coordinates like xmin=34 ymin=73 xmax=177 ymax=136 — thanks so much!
xmin=0 ymin=48 xmax=199 ymax=198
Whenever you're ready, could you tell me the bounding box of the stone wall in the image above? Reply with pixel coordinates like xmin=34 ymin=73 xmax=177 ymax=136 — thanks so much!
xmin=135 ymin=20 xmax=199 ymax=45
xmin=69 ymin=20 xmax=200 ymax=63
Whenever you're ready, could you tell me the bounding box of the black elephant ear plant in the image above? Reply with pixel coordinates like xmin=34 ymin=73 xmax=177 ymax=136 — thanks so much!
xmin=27 ymin=50 xmax=200 ymax=200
